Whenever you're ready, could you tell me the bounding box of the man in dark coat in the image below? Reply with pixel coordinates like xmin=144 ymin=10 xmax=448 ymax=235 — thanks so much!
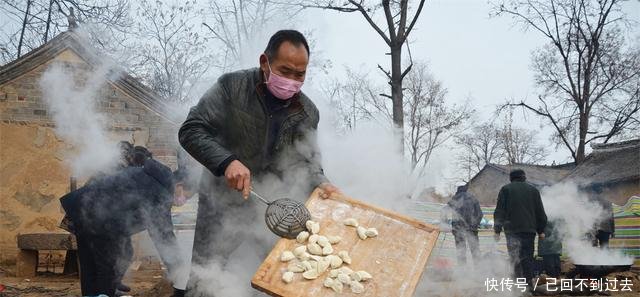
xmin=179 ymin=30 xmax=339 ymax=296
xmin=589 ymin=185 xmax=615 ymax=248
xmin=60 ymin=158 xmax=192 ymax=297
xmin=494 ymin=169 xmax=547 ymax=286
xmin=447 ymin=185 xmax=483 ymax=265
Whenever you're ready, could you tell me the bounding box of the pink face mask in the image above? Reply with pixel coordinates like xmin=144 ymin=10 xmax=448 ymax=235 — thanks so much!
xmin=265 ymin=62 xmax=304 ymax=100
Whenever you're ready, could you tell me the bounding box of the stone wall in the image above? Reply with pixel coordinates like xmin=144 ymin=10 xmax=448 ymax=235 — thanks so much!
xmin=0 ymin=49 xmax=179 ymax=262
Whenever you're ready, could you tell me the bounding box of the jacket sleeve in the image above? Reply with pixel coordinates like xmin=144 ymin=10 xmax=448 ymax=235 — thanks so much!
xmin=534 ymin=189 xmax=548 ymax=234
xmin=493 ymin=187 xmax=506 ymax=233
xmin=179 ymin=78 xmax=234 ymax=176
xmin=473 ymin=198 xmax=483 ymax=227
xmin=147 ymin=201 xmax=189 ymax=290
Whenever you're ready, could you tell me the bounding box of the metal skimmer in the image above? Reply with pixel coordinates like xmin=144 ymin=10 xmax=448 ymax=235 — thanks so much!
xmin=250 ymin=190 xmax=311 ymax=239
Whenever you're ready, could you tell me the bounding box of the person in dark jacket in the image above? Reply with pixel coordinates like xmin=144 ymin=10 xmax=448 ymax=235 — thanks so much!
xmin=494 ymin=169 xmax=547 ymax=286
xmin=60 ymin=158 xmax=193 ymax=297
xmin=590 ymin=185 xmax=615 ymax=248
xmin=132 ymin=146 xmax=153 ymax=167
xmin=179 ymin=30 xmax=339 ymax=296
xmin=537 ymin=220 xmax=563 ymax=278
xmin=447 ymin=185 xmax=483 ymax=265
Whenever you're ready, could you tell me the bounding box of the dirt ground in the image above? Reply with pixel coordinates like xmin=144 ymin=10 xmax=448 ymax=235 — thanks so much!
xmin=1 ymin=263 xmax=638 ymax=296
xmin=0 ymin=265 xmax=173 ymax=297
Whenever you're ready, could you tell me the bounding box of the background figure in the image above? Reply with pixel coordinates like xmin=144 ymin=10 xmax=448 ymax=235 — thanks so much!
xmin=494 ymin=169 xmax=547 ymax=287
xmin=118 ymin=141 xmax=135 ymax=168
xmin=537 ymin=220 xmax=562 ymax=278
xmin=132 ymin=146 xmax=153 ymax=167
xmin=591 ymin=185 xmax=615 ymax=248
xmin=447 ymin=185 xmax=482 ymax=265
xmin=60 ymin=158 xmax=193 ymax=297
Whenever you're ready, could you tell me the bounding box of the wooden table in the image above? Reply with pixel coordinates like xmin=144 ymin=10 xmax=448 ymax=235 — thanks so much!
xmin=252 ymin=191 xmax=440 ymax=297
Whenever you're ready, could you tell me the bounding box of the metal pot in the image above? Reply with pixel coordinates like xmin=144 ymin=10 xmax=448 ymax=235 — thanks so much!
xmin=573 ymin=263 xmax=632 ymax=278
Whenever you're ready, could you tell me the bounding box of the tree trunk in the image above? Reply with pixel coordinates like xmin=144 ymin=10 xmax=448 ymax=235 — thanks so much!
xmin=390 ymin=44 xmax=404 ymax=153
xmin=44 ymin=0 xmax=54 ymax=43
xmin=576 ymin=110 xmax=589 ymax=164
xmin=17 ymin=0 xmax=32 ymax=58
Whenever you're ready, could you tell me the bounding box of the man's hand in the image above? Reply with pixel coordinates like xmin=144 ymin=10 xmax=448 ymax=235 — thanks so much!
xmin=494 ymin=232 xmax=501 ymax=242
xmin=318 ymin=183 xmax=340 ymax=199
xmin=224 ymin=160 xmax=251 ymax=199
xmin=538 ymin=232 xmax=546 ymax=241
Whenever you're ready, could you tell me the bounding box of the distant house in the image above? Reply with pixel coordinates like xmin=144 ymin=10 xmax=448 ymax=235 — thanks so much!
xmin=563 ymin=139 xmax=640 ymax=205
xmin=0 ymin=30 xmax=180 ymax=262
xmin=467 ymin=163 xmax=575 ymax=205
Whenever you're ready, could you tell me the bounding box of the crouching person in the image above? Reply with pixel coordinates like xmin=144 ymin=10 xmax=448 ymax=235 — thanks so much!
xmin=60 ymin=158 xmax=194 ymax=297
xmin=537 ymin=220 xmax=562 ymax=278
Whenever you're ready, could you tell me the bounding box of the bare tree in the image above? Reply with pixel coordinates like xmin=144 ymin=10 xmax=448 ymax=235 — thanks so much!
xmin=325 ymin=62 xmax=471 ymax=172
xmin=299 ymin=0 xmax=428 ymax=152
xmin=0 ymin=0 xmax=130 ymax=63
xmin=130 ymin=0 xmax=214 ymax=102
xmin=403 ymin=62 xmax=473 ymax=171
xmin=202 ymin=0 xmax=330 ymax=75
xmin=203 ymin=0 xmax=302 ymax=71
xmin=494 ymin=0 xmax=640 ymax=164
xmin=321 ymin=66 xmax=384 ymax=132
xmin=456 ymin=123 xmax=505 ymax=181
xmin=500 ymin=109 xmax=547 ymax=164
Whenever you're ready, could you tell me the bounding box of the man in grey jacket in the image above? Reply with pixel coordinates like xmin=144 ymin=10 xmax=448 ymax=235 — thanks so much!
xmin=179 ymin=30 xmax=338 ymax=296
xmin=447 ymin=185 xmax=483 ymax=265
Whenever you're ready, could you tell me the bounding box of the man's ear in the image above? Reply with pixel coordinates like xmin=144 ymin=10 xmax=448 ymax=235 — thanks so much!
xmin=259 ymin=54 xmax=269 ymax=73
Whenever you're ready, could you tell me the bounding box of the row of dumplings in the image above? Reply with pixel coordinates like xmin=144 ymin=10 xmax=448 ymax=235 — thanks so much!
xmin=279 ymin=219 xmax=375 ymax=294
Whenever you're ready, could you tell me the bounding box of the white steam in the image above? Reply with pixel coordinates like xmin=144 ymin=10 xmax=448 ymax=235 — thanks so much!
xmin=541 ymin=182 xmax=633 ymax=265
xmin=40 ymin=61 xmax=120 ymax=177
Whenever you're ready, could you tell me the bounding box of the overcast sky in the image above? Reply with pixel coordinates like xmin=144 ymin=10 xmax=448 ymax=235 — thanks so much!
xmin=305 ymin=0 xmax=640 ymax=165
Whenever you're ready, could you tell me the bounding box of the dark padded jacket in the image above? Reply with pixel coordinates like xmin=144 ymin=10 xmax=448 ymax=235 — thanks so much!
xmin=493 ymin=181 xmax=547 ymax=234
xmin=59 ymin=159 xmax=184 ymax=275
xmin=178 ymin=68 xmax=328 ymax=196
xmin=447 ymin=191 xmax=483 ymax=230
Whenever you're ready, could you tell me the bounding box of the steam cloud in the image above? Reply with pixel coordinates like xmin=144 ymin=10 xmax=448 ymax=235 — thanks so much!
xmin=541 ymin=182 xmax=633 ymax=265
xmin=40 ymin=59 xmax=120 ymax=177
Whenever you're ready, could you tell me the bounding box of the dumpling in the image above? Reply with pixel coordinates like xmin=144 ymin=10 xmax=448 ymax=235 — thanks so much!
xmin=351 ymin=270 xmax=373 ymax=282
xmin=343 ymin=218 xmax=359 ymax=227
xmin=365 ymin=228 xmax=378 ymax=238
xmin=296 ymin=231 xmax=309 ymax=243
xmin=350 ymin=280 xmax=365 ymax=293
xmin=327 ymin=235 xmax=342 ymax=244
xmin=307 ymin=243 xmax=323 ymax=256
xmin=302 ymin=269 xmax=319 ymax=280
xmin=356 ymin=226 xmax=368 ymax=240
xmin=293 ymin=245 xmax=307 ymax=257
xmin=280 ymin=251 xmax=295 ymax=262
xmin=282 ymin=271 xmax=294 ymax=283
xmin=322 ymin=244 xmax=334 ymax=256
xmin=338 ymin=251 xmax=352 ymax=265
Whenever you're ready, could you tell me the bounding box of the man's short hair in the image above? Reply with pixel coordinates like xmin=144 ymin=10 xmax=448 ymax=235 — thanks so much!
xmin=118 ymin=141 xmax=133 ymax=156
xmin=509 ymin=169 xmax=526 ymax=181
xmin=264 ymin=30 xmax=310 ymax=62
xmin=132 ymin=146 xmax=152 ymax=167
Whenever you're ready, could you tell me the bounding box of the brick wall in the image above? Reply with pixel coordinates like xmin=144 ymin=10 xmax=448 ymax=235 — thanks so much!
xmin=0 ymin=49 xmax=179 ymax=261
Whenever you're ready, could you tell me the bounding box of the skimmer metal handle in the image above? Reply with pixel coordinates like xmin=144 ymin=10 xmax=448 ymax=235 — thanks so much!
xmin=250 ymin=190 xmax=271 ymax=205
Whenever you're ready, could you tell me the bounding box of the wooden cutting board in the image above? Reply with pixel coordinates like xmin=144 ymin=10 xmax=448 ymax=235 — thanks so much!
xmin=251 ymin=190 xmax=440 ymax=297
